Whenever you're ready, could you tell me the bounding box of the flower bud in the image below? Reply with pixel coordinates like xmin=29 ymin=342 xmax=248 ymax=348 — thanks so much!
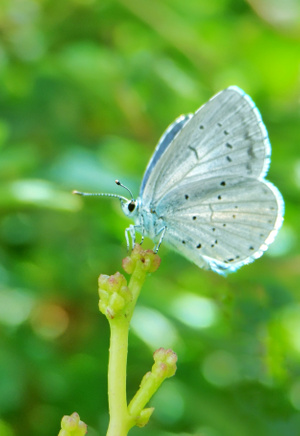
xmin=98 ymin=272 xmax=132 ymax=319
xmin=59 ymin=412 xmax=87 ymax=436
xmin=153 ymin=348 xmax=177 ymax=378
xmin=122 ymin=244 xmax=161 ymax=274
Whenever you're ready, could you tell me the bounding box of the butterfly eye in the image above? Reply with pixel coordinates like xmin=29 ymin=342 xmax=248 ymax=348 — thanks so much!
xmin=128 ymin=202 xmax=135 ymax=212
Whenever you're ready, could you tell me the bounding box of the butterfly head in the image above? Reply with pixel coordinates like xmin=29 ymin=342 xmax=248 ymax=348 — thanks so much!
xmin=113 ymin=179 xmax=138 ymax=218
xmin=73 ymin=180 xmax=139 ymax=220
xmin=120 ymin=198 xmax=139 ymax=218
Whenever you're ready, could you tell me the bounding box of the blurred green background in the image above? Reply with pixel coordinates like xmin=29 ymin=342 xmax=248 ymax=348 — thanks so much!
xmin=0 ymin=0 xmax=299 ymax=435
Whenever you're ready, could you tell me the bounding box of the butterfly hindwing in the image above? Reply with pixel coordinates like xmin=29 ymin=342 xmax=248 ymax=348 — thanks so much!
xmin=155 ymin=176 xmax=283 ymax=272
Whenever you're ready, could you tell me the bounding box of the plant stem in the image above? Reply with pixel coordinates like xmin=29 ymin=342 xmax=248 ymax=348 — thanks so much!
xmin=106 ymin=258 xmax=148 ymax=435
xmin=127 ymin=264 xmax=147 ymax=322
xmin=102 ymin=246 xmax=162 ymax=435
xmin=106 ymin=318 xmax=131 ymax=436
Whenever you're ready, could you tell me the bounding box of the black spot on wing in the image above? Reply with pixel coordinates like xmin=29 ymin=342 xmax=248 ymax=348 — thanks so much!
xmin=247 ymin=145 xmax=256 ymax=159
xmin=188 ymin=145 xmax=199 ymax=160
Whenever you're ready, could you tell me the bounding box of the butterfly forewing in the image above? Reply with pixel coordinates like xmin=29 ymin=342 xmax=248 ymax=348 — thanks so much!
xmin=142 ymin=87 xmax=271 ymax=207
xmin=140 ymin=114 xmax=192 ymax=196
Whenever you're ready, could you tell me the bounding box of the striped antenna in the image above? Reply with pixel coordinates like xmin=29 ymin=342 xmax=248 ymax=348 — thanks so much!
xmin=115 ymin=180 xmax=134 ymax=200
xmin=72 ymin=190 xmax=129 ymax=202
xmin=72 ymin=180 xmax=134 ymax=203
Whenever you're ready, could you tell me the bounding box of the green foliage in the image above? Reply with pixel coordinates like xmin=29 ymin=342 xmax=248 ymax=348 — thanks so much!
xmin=0 ymin=1 xmax=299 ymax=435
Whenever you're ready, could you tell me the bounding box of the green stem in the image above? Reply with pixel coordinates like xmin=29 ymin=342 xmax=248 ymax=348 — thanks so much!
xmin=106 ymin=261 xmax=147 ymax=435
xmin=128 ymin=372 xmax=161 ymax=418
xmin=106 ymin=318 xmax=131 ymax=436
xmin=127 ymin=264 xmax=147 ymax=322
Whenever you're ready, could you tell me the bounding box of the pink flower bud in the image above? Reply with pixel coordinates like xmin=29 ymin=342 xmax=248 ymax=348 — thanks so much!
xmin=153 ymin=348 xmax=177 ymax=378
xmin=122 ymin=245 xmax=161 ymax=274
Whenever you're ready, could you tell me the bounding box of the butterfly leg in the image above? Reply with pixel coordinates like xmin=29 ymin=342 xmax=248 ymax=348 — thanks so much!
xmin=125 ymin=226 xmax=131 ymax=252
xmin=140 ymin=214 xmax=145 ymax=246
xmin=125 ymin=224 xmax=143 ymax=251
xmin=154 ymin=225 xmax=167 ymax=253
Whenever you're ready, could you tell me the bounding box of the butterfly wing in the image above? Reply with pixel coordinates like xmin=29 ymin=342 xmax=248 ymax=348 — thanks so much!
xmin=139 ymin=86 xmax=284 ymax=272
xmin=140 ymin=114 xmax=192 ymax=195
xmin=155 ymin=175 xmax=284 ymax=273
xmin=141 ymin=86 xmax=271 ymax=207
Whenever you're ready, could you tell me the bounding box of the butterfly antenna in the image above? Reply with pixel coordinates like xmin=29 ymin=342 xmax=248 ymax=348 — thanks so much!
xmin=115 ymin=180 xmax=134 ymax=200
xmin=72 ymin=190 xmax=129 ymax=203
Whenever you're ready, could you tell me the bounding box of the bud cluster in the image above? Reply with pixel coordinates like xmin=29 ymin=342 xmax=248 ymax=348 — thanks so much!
xmin=122 ymin=244 xmax=161 ymax=274
xmin=58 ymin=412 xmax=87 ymax=436
xmin=152 ymin=347 xmax=178 ymax=379
xmin=98 ymin=272 xmax=132 ymax=319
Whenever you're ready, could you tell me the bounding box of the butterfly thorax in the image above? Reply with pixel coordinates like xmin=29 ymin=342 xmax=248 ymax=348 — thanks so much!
xmin=138 ymin=200 xmax=166 ymax=241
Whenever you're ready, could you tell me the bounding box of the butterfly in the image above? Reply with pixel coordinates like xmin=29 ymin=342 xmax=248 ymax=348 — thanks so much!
xmin=74 ymin=86 xmax=284 ymax=274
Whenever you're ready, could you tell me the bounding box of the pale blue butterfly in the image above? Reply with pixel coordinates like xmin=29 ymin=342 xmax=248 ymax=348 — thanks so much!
xmin=74 ymin=86 xmax=284 ymax=274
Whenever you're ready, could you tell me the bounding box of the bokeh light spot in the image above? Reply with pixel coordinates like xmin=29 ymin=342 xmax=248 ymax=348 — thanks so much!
xmin=0 ymin=288 xmax=34 ymax=326
xmin=30 ymin=303 xmax=69 ymax=340
xmin=131 ymin=305 xmax=178 ymax=349
xmin=171 ymin=293 xmax=218 ymax=329
xmin=151 ymin=381 xmax=184 ymax=425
